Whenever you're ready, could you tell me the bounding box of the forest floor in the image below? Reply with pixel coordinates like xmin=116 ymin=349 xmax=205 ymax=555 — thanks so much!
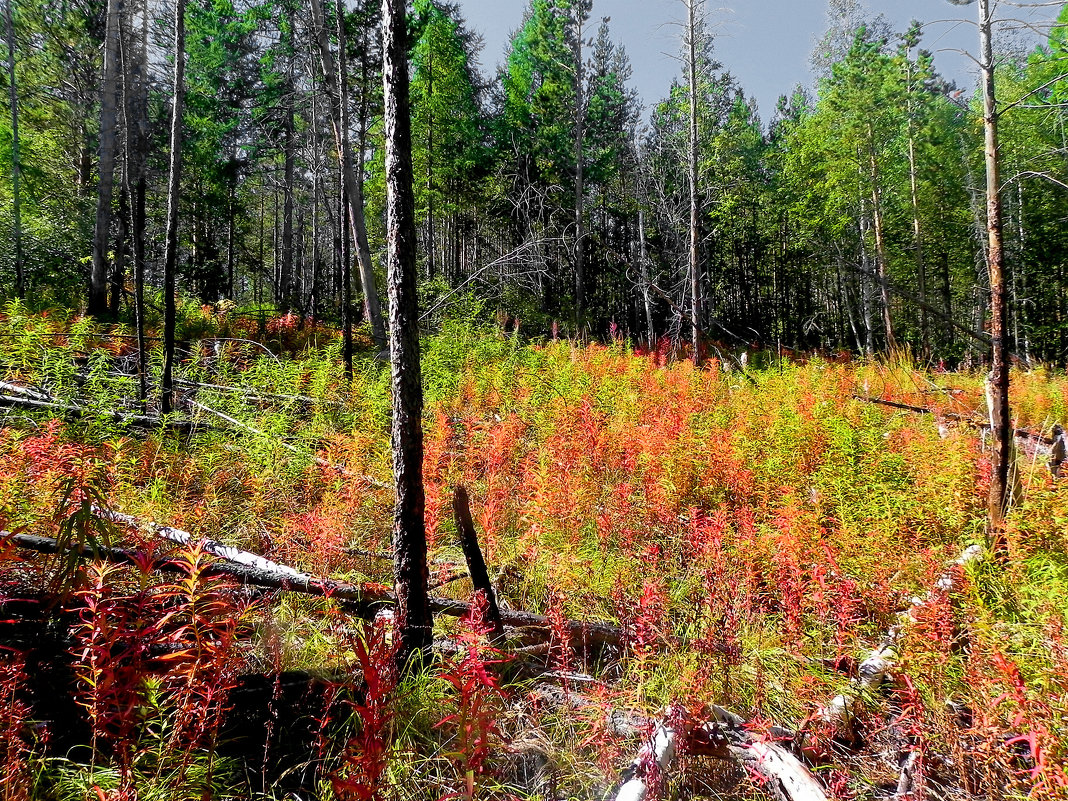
xmin=1 ymin=302 xmax=1067 ymax=801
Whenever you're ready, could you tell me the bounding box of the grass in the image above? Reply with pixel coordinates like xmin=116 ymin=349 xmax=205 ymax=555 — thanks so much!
xmin=1 ymin=301 xmax=1068 ymax=799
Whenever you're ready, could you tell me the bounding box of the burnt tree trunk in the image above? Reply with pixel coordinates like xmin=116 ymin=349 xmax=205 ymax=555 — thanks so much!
xmin=161 ymin=0 xmax=186 ymax=416
xmin=4 ymin=0 xmax=23 ymax=298
xmin=280 ymin=2 xmax=295 ymax=311
xmin=89 ymin=0 xmax=122 ymax=316
xmin=686 ymin=0 xmax=701 ymax=361
xmin=452 ymin=486 xmax=504 ymax=641
xmin=382 ymin=0 xmax=432 ymax=667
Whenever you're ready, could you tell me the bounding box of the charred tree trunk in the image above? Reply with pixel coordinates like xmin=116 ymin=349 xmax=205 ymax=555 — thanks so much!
xmin=161 ymin=0 xmax=186 ymax=416
xmin=280 ymin=2 xmax=295 ymax=311
xmin=977 ymin=0 xmax=1011 ymax=541
xmin=121 ymin=0 xmax=149 ymax=410
xmin=573 ymin=4 xmax=587 ymax=329
xmin=382 ymin=0 xmax=432 ymax=667
xmin=686 ymin=0 xmax=701 ymax=362
xmin=89 ymin=0 xmax=122 ymax=317
xmin=4 ymin=0 xmax=23 ymax=299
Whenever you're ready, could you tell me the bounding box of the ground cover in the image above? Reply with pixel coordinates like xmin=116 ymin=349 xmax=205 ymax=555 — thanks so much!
xmin=1 ymin=302 xmax=1067 ymax=800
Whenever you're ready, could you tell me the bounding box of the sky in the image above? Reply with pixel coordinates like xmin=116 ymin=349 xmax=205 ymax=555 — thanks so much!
xmin=451 ymin=0 xmax=1058 ymax=125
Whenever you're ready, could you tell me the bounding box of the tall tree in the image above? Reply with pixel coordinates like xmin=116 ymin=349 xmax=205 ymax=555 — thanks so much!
xmin=89 ymin=0 xmax=122 ymax=316
xmin=309 ymin=0 xmax=386 ymax=348
xmin=950 ymin=0 xmax=1011 ymax=539
xmin=161 ymin=0 xmax=187 ymax=416
xmin=382 ymin=0 xmax=432 ymax=667
xmin=410 ymin=0 xmax=486 ymax=284
xmin=569 ymin=0 xmax=591 ymax=325
xmin=3 ymin=0 xmax=21 ymax=298
xmin=684 ymin=0 xmax=703 ymax=358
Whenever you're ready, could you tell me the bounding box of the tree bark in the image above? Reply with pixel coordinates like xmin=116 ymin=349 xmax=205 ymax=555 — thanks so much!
xmin=161 ymin=0 xmax=186 ymax=416
xmin=121 ymin=0 xmax=149 ymax=411
xmin=573 ymin=4 xmax=587 ymax=328
xmin=382 ymin=0 xmax=432 ymax=667
xmin=452 ymin=485 xmax=504 ymax=641
xmin=866 ymin=130 xmax=895 ymax=351
xmin=4 ymin=0 xmax=23 ymax=299
xmin=977 ymin=0 xmax=1011 ymax=541
xmin=686 ymin=0 xmax=701 ymax=362
xmin=89 ymin=0 xmax=122 ymax=316
xmin=309 ymin=0 xmax=386 ymax=349
xmin=280 ymin=2 xmax=295 ymax=311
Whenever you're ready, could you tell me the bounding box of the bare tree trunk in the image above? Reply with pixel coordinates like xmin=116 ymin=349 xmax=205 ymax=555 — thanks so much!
xmin=638 ymin=208 xmax=655 ymax=346
xmin=425 ymin=48 xmax=435 ymax=280
xmin=121 ymin=0 xmax=149 ymax=410
xmin=977 ymin=0 xmax=1011 ymax=541
xmin=907 ymin=131 xmax=928 ymax=354
xmin=342 ymin=168 xmax=353 ymax=378
xmin=161 ymin=0 xmax=186 ymax=416
xmin=309 ymin=0 xmax=386 ymax=349
xmin=686 ymin=0 xmax=701 ymax=362
xmin=90 ymin=0 xmax=122 ymax=316
xmin=382 ymin=0 xmax=432 ymax=667
xmin=573 ymin=3 xmax=588 ymax=328
xmin=4 ymin=0 xmax=23 ymax=299
xmin=867 ymin=134 xmax=895 ymax=350
xmin=280 ymin=3 xmax=295 ymax=311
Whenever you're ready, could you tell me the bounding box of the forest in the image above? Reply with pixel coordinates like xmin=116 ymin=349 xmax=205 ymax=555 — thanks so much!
xmin=3 ymin=0 xmax=1068 ymax=799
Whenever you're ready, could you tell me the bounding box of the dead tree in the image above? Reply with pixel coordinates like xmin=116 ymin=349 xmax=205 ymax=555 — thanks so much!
xmin=684 ymin=0 xmax=702 ymax=361
xmin=161 ymin=0 xmax=187 ymax=416
xmin=4 ymin=0 xmax=22 ymax=298
xmin=309 ymin=0 xmax=387 ymax=349
xmin=382 ymin=0 xmax=432 ymax=667
xmin=89 ymin=0 xmax=122 ymax=316
xmin=947 ymin=0 xmax=1011 ymax=542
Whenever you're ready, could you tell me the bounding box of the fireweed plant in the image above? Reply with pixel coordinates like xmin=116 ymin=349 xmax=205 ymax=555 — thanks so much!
xmin=0 ymin=303 xmax=1067 ymax=798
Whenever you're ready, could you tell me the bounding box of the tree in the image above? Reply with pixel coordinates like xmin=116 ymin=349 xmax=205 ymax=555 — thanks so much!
xmin=949 ymin=0 xmax=1010 ymax=539
xmin=161 ymin=0 xmax=188 ymax=416
xmin=684 ymin=0 xmax=704 ymax=358
xmin=309 ymin=0 xmax=386 ymax=349
xmin=496 ymin=0 xmax=577 ymax=316
xmin=382 ymin=0 xmax=432 ymax=666
xmin=89 ymin=0 xmax=122 ymax=316
xmin=121 ymin=0 xmax=150 ymax=407
xmin=569 ymin=0 xmax=591 ymax=325
xmin=410 ymin=0 xmax=487 ymax=284
xmin=4 ymin=0 xmax=21 ymax=298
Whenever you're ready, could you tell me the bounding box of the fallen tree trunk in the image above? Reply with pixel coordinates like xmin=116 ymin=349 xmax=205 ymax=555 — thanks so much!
xmin=819 ymin=545 xmax=983 ymax=730
xmin=0 ymin=392 xmax=194 ymax=432
xmin=81 ymin=509 xmax=622 ymax=649
xmin=615 ymin=705 xmax=828 ymax=801
xmin=852 ymin=395 xmax=1053 ymax=444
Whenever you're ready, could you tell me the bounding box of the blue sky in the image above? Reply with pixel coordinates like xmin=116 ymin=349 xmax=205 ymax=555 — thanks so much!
xmin=451 ymin=0 xmax=1057 ymax=124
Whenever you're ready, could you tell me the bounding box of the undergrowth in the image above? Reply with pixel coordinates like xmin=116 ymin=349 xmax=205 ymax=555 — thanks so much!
xmin=1 ymin=302 xmax=1067 ymax=799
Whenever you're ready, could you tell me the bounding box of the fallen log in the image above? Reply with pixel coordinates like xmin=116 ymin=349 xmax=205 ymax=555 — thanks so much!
xmin=819 ymin=545 xmax=983 ymax=730
xmin=615 ymin=705 xmax=828 ymax=801
xmin=0 ymin=392 xmax=194 ymax=432
xmin=852 ymin=395 xmax=1053 ymax=444
xmin=616 ymin=711 xmax=680 ymax=801
xmin=188 ymin=400 xmax=386 ymax=488
xmin=88 ymin=508 xmax=621 ymax=650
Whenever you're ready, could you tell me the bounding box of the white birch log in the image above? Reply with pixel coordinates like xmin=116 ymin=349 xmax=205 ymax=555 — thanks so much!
xmin=615 ymin=709 xmax=682 ymax=801
xmin=95 ymin=506 xmax=309 ymax=581
xmin=615 ymin=706 xmax=828 ymax=801
xmin=819 ymin=545 xmax=983 ymax=728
